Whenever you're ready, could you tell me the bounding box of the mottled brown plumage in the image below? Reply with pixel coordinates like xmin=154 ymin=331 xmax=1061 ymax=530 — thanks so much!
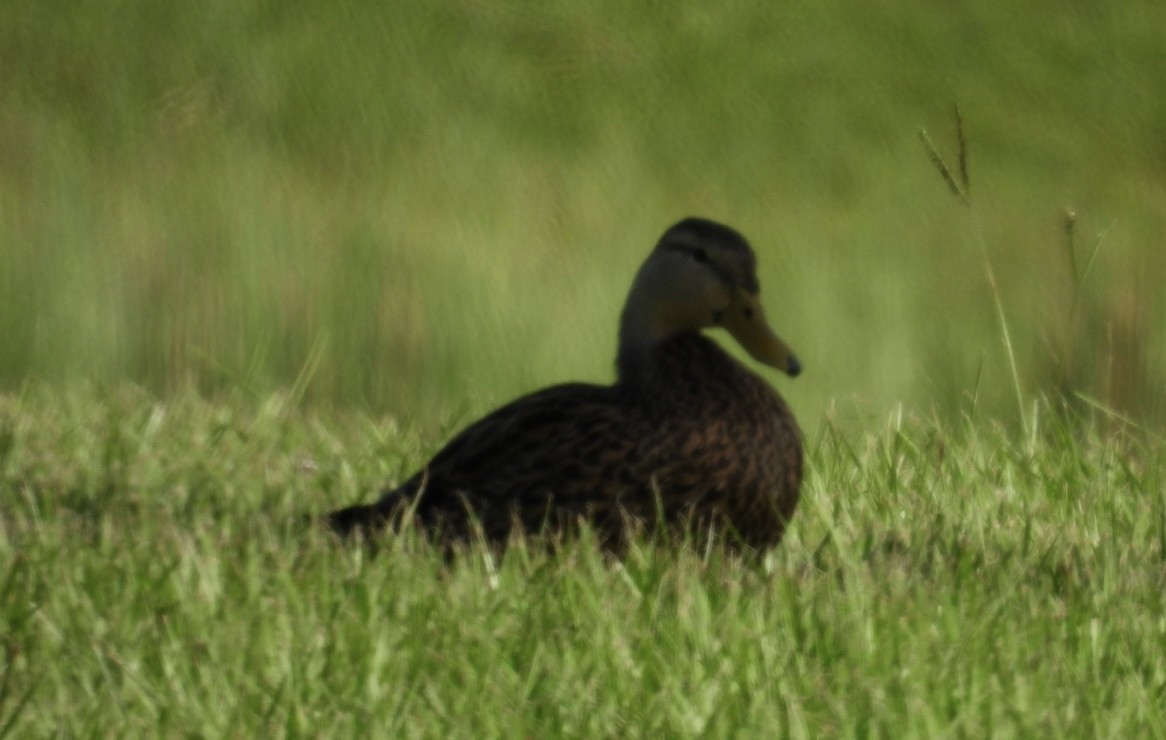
xmin=327 ymin=217 xmax=803 ymax=551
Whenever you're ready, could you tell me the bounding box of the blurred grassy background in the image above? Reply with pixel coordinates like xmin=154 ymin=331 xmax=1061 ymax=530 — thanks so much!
xmin=2 ymin=0 xmax=1163 ymax=431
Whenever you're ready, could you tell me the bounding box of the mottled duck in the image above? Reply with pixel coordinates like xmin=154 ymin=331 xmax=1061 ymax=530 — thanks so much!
xmin=327 ymin=217 xmax=803 ymax=551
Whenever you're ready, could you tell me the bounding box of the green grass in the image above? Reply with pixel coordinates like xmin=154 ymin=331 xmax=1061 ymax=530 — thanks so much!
xmin=2 ymin=0 xmax=1165 ymax=427
xmin=1 ymin=388 xmax=1164 ymax=736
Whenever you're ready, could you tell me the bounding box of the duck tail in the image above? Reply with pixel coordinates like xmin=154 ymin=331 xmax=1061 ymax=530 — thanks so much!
xmin=324 ymin=486 xmax=415 ymax=538
xmin=325 ymin=501 xmax=387 ymax=537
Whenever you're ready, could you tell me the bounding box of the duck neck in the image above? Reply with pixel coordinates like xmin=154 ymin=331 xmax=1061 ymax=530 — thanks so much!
xmin=616 ymin=327 xmax=708 ymax=389
xmin=617 ymin=298 xmax=674 ymax=385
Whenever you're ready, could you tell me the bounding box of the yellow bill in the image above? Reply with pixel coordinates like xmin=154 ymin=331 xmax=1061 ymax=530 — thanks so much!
xmin=721 ymin=290 xmax=802 ymax=377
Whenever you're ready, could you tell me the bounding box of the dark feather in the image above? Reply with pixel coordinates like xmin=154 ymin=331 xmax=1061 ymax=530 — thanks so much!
xmin=328 ymin=333 xmax=801 ymax=551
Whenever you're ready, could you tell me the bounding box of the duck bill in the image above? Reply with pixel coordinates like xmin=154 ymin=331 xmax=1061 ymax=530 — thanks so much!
xmin=723 ymin=291 xmax=802 ymax=377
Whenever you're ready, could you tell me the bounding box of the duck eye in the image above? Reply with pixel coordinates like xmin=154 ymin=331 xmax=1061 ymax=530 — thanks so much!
xmin=711 ymin=309 xmax=724 ymax=324
xmin=742 ymin=307 xmax=754 ymax=319
xmin=692 ymin=247 xmax=708 ymax=263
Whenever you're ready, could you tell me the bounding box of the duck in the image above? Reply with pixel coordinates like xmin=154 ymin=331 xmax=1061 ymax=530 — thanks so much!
xmin=326 ymin=217 xmax=803 ymax=551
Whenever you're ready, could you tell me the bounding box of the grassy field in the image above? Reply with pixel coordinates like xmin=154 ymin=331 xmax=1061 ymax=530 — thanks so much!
xmin=3 ymin=1 xmax=1166 ymax=735
xmin=2 ymin=0 xmax=1164 ymax=427
xmin=1 ymin=389 xmax=1163 ymax=736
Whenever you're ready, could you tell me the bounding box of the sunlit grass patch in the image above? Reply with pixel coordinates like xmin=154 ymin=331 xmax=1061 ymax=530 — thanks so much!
xmin=1 ymin=389 xmax=1163 ymax=735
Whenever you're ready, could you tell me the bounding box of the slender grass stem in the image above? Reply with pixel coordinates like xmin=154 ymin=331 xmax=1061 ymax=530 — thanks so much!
xmin=965 ymin=206 xmax=1028 ymax=436
xmin=921 ymin=109 xmax=1027 ymax=434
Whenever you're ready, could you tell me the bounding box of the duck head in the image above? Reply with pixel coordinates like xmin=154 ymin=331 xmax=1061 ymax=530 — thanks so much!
xmin=619 ymin=217 xmax=801 ymax=377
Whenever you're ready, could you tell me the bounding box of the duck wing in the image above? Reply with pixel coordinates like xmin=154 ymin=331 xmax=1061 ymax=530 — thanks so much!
xmin=374 ymin=382 xmax=650 ymax=539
